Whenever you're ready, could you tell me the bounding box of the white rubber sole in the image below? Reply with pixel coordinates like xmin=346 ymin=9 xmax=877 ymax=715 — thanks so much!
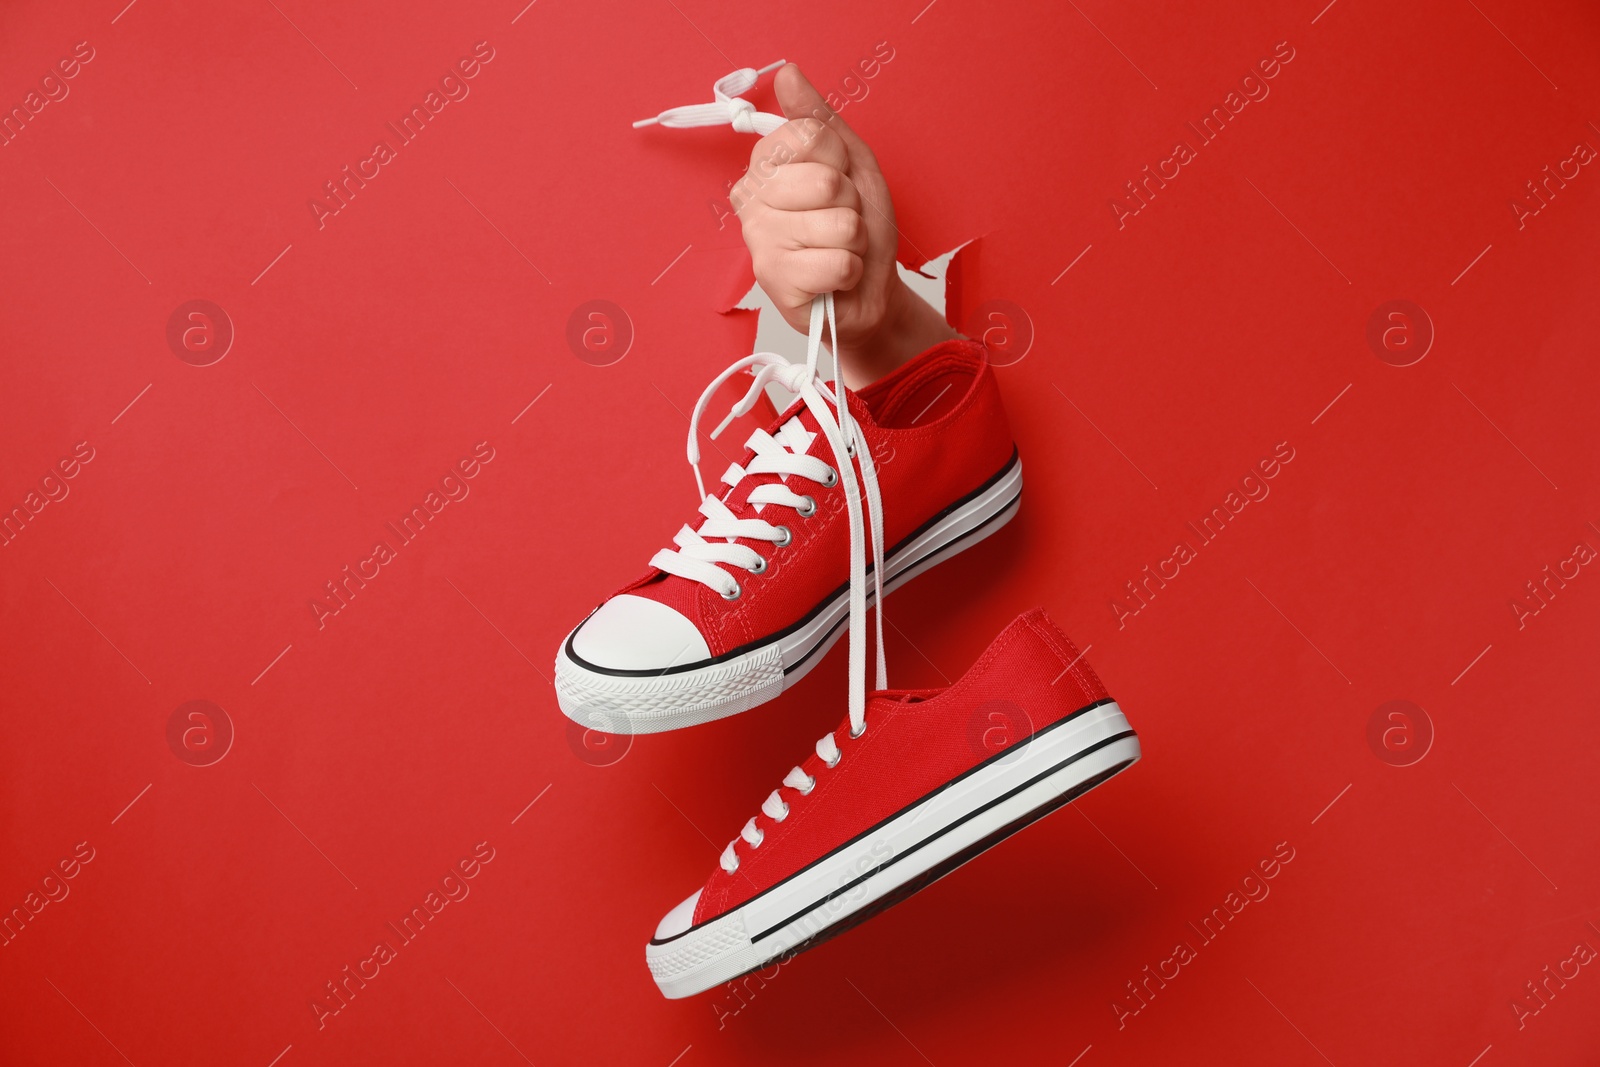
xmin=646 ymin=700 xmax=1140 ymax=998
xmin=555 ymin=454 xmax=1023 ymax=734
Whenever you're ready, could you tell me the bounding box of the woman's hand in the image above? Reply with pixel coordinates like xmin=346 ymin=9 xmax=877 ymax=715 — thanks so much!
xmin=730 ymin=64 xmax=957 ymax=388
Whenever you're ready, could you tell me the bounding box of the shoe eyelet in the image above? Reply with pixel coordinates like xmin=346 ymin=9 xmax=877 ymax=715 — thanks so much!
xmin=821 ymin=468 xmax=838 ymax=488
xmin=773 ymin=526 xmax=792 ymax=548
xmin=720 ymin=583 xmax=743 ymax=601
xmin=727 ymin=856 xmax=740 ymax=872
xmin=777 ymin=801 xmax=790 ymax=820
xmin=849 ymin=722 xmax=866 ymax=739
xmin=748 ymin=556 xmax=768 ymax=575
xmin=796 ymin=495 xmax=817 ymax=518
xmin=824 ymin=750 xmax=841 ymax=769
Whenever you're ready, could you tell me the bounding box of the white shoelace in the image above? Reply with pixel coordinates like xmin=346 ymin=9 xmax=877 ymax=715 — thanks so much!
xmin=635 ymin=64 xmax=890 ymax=874
xmin=632 ymin=59 xmax=789 ymax=136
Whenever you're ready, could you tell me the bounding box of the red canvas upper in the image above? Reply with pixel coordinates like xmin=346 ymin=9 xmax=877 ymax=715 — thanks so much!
xmin=692 ymin=609 xmax=1111 ymax=923
xmin=613 ymin=338 xmax=1015 ymax=657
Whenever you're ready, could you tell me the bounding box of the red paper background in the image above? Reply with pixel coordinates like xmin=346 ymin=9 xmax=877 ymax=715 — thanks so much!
xmin=3 ymin=1 xmax=1598 ymax=1064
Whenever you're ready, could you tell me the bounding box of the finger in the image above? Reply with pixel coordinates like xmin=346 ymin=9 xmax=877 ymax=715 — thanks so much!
xmin=774 ymin=63 xmax=883 ymax=179
xmin=766 ymin=246 xmax=864 ymax=296
xmin=743 ymin=116 xmax=850 ymax=188
xmin=752 ymin=262 xmax=841 ymax=323
xmin=735 ymin=162 xmax=860 ymax=214
xmin=773 ymin=63 xmax=839 ymax=129
xmin=744 ymin=206 xmax=868 ymax=261
xmin=783 ymin=208 xmax=868 ymax=257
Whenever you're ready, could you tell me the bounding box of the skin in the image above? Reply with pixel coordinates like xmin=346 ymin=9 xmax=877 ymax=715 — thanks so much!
xmin=731 ymin=64 xmax=958 ymax=389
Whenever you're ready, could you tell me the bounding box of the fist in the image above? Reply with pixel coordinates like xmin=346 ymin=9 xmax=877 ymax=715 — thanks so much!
xmin=730 ymin=65 xmax=904 ymax=354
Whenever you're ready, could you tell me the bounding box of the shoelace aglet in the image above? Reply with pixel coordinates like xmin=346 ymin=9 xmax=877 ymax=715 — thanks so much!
xmin=686 ymin=440 xmax=709 ymax=501
xmin=710 ymin=401 xmax=753 ymax=441
xmin=710 ymin=366 xmax=775 ymax=441
xmin=631 ymin=116 xmax=662 ymax=129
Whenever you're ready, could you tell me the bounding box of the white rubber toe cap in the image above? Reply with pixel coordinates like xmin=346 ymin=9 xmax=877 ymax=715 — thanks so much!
xmin=570 ymin=594 xmax=712 ymax=672
xmin=654 ymin=889 xmax=702 ymax=941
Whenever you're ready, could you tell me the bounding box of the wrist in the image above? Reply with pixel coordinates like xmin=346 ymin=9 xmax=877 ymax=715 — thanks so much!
xmin=837 ymin=280 xmax=959 ymax=389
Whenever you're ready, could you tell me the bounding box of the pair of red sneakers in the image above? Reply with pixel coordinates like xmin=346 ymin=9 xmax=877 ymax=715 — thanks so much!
xmin=555 ymin=65 xmax=1141 ymax=999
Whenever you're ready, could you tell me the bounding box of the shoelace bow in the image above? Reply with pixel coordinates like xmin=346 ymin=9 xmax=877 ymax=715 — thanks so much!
xmin=634 ymin=63 xmax=888 ymax=874
xmin=632 ymin=59 xmax=789 ymax=136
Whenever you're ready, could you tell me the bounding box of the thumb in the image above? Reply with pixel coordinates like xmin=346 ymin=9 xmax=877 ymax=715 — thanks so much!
xmin=774 ymin=63 xmax=834 ymax=124
xmin=774 ymin=64 xmax=880 ymax=175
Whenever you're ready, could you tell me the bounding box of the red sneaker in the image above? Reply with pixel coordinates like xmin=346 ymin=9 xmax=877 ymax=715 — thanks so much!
xmin=644 ymin=610 xmax=1140 ymax=998
xmin=557 ymin=68 xmax=1020 ymax=734
xmin=554 ymin=330 xmax=1019 ymax=733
